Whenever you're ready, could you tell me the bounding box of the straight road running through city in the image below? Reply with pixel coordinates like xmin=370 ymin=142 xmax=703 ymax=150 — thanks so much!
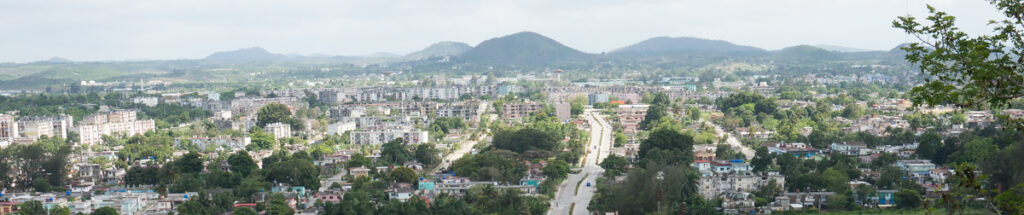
xmin=549 ymin=109 xmax=612 ymax=215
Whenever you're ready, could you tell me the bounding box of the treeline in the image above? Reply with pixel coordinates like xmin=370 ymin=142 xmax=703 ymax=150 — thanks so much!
xmin=121 ymin=150 xmax=317 ymax=215
xmin=321 ymin=184 xmax=549 ymax=215
xmin=591 ymin=128 xmax=719 ymax=214
xmin=0 ymin=137 xmax=72 ymax=192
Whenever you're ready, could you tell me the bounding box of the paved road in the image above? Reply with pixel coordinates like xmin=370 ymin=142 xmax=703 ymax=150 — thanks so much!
xmin=435 ymin=104 xmax=494 ymax=172
xmin=549 ymin=110 xmax=612 ymax=215
xmin=435 ymin=132 xmax=489 ymax=172
xmin=700 ymin=119 xmax=755 ymax=160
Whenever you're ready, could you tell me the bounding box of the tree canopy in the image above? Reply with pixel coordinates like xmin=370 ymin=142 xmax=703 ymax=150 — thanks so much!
xmin=895 ymin=1 xmax=1024 ymax=113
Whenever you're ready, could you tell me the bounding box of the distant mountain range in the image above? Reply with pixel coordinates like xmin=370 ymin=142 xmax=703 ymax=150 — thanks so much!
xmin=31 ymin=32 xmax=910 ymax=67
xmin=811 ymin=44 xmax=876 ymax=53
xmin=203 ymin=47 xmax=287 ymax=63
xmin=1 ymin=31 xmax=916 ymax=88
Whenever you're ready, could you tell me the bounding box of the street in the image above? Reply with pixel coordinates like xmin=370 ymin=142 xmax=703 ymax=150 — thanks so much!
xmin=700 ymin=119 xmax=754 ymax=160
xmin=549 ymin=109 xmax=612 ymax=215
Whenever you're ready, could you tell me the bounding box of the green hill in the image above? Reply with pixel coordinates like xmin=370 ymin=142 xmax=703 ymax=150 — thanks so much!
xmin=611 ymin=36 xmax=766 ymax=54
xmin=459 ymin=31 xmax=594 ymax=66
xmin=405 ymin=41 xmax=472 ymax=60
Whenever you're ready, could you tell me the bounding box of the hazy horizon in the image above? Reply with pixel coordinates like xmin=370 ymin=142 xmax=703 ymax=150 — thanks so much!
xmin=0 ymin=0 xmax=1003 ymax=63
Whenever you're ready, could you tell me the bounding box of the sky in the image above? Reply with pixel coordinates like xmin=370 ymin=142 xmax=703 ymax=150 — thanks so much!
xmin=0 ymin=0 xmax=1006 ymax=63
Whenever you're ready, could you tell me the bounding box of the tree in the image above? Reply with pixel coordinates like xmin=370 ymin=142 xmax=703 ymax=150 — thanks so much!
xmin=247 ymin=128 xmax=276 ymax=150
xmin=233 ymin=207 xmax=258 ymax=215
xmin=229 ymin=151 xmax=258 ymax=177
xmin=541 ymin=160 xmax=570 ymax=179
xmin=381 ymin=138 xmax=413 ymax=165
xmin=389 ymin=167 xmax=418 ymax=184
xmin=257 ymin=103 xmax=292 ymax=128
xmin=235 ymin=176 xmax=271 ymax=202
xmin=877 ymin=166 xmax=904 ymax=189
xmin=638 ymin=128 xmax=695 ymax=166
xmin=751 ymin=147 xmax=772 ymax=172
xmin=265 ymin=157 xmax=321 ymax=191
xmin=169 ymin=174 xmax=205 ymax=193
xmin=91 ymin=207 xmax=119 ymax=215
xmin=841 ymin=104 xmax=865 ymax=119
xmin=894 ymin=1 xmax=1024 ymax=113
xmin=492 ymin=128 xmax=558 ymax=154
xmin=949 ymin=137 xmax=997 ymax=164
xmin=415 ymin=144 xmax=440 ymax=166
xmin=715 ymin=144 xmax=742 ymax=160
xmin=995 ymin=184 xmax=1024 ymax=215
xmin=916 ymin=132 xmax=941 ymax=160
xmin=267 ymin=194 xmax=295 ymax=215
xmin=172 ymin=152 xmax=204 ymax=174
xmin=429 ymin=117 xmax=466 ymax=139
xmin=347 ymin=153 xmax=372 ymax=168
xmin=896 ymin=189 xmax=923 ymax=209
xmin=827 ymin=193 xmax=852 ymax=211
xmin=689 ymin=106 xmax=701 ymax=120
xmin=600 ymin=155 xmax=629 ymax=177
xmin=20 ymin=200 xmax=45 ymax=215
xmin=613 ymin=132 xmax=627 ymax=147
xmin=639 ymin=104 xmax=668 ymax=130
xmin=589 ymin=164 xmax=700 ymax=214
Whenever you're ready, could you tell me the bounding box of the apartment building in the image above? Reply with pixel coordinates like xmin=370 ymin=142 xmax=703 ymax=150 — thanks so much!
xmin=349 ymin=129 xmax=429 ymax=145
xmin=266 ymin=122 xmax=292 ymax=140
xmin=502 ymin=103 xmax=544 ymax=119
xmin=76 ymin=110 xmax=156 ymax=145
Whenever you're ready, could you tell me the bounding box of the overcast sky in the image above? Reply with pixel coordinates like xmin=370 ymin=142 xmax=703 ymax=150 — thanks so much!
xmin=0 ymin=0 xmax=1005 ymax=63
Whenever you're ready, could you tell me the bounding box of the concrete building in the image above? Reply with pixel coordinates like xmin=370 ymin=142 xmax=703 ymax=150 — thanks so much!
xmin=132 ymin=97 xmax=159 ymax=107
xmin=174 ymin=136 xmax=251 ymax=152
xmin=0 ymin=114 xmax=17 ymax=145
xmin=554 ymin=103 xmax=571 ymax=122
xmin=18 ymin=119 xmax=53 ymax=139
xmin=502 ymin=103 xmax=544 ymax=119
xmin=830 ymin=141 xmax=868 ymax=156
xmin=588 ymin=93 xmax=609 ymax=105
xmin=265 ymin=122 xmax=291 ymax=140
xmin=327 ymin=121 xmax=357 ymax=136
xmin=437 ymin=101 xmax=485 ymax=125
xmin=16 ymin=115 xmax=73 ymax=140
xmin=318 ymin=90 xmax=346 ymax=105
xmin=76 ymin=110 xmax=155 ymax=145
xmin=765 ymin=142 xmax=821 ymax=159
xmin=896 ymin=159 xmax=936 ymax=174
xmin=350 ymin=130 xmax=429 ymax=145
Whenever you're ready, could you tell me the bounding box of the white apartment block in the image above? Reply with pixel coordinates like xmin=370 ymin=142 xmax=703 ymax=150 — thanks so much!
xmin=265 ymin=122 xmax=292 ymax=140
xmin=437 ymin=101 xmax=486 ymax=125
xmin=327 ymin=121 xmax=356 ymax=136
xmin=132 ymin=97 xmax=159 ymax=107
xmin=76 ymin=110 xmax=155 ymax=145
xmin=349 ymin=129 xmax=429 ymax=145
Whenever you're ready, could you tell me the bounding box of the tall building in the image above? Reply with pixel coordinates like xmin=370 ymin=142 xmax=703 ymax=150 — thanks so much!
xmin=266 ymin=122 xmax=292 ymax=140
xmin=554 ymin=103 xmax=571 ymax=122
xmin=0 ymin=114 xmax=17 ymax=143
